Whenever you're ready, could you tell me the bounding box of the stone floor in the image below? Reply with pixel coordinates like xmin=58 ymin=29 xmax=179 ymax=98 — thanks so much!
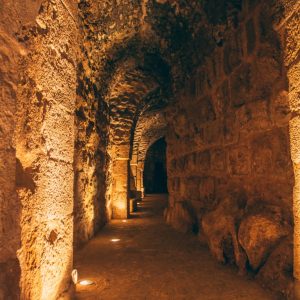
xmin=74 ymin=194 xmax=274 ymax=300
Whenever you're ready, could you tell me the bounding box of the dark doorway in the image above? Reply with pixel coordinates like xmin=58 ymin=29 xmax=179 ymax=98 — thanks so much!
xmin=143 ymin=138 xmax=168 ymax=194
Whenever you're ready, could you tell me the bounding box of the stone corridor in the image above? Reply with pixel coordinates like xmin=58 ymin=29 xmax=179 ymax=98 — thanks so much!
xmin=1 ymin=0 xmax=300 ymax=299
xmin=74 ymin=195 xmax=273 ymax=300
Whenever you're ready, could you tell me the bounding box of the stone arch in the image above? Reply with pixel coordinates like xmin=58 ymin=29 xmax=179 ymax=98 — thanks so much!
xmin=130 ymin=111 xmax=167 ymax=199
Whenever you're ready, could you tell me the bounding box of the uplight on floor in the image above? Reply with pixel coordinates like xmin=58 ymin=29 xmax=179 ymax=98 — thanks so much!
xmin=78 ymin=279 xmax=94 ymax=286
xmin=111 ymin=238 xmax=121 ymax=242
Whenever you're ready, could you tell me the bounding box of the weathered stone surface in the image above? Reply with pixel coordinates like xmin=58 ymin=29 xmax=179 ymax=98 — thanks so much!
xmin=0 ymin=0 xmax=298 ymax=298
xmin=199 ymin=177 xmax=216 ymax=207
xmin=251 ymin=128 xmax=291 ymax=175
xmin=196 ymin=150 xmax=211 ymax=171
xmin=284 ymin=7 xmax=300 ymax=66
xmin=211 ymin=148 xmax=227 ymax=171
xmin=223 ymin=112 xmax=238 ymax=144
xmin=271 ymin=90 xmax=290 ymax=125
xmin=165 ymin=202 xmax=197 ymax=233
xmin=238 ymin=205 xmax=291 ymax=271
xmin=0 ymin=259 xmax=21 ymax=300
xmin=166 ymin=4 xmax=294 ymax=295
xmin=202 ymin=196 xmax=247 ymax=271
xmin=215 ymin=80 xmax=230 ymax=115
xmin=224 ymin=30 xmax=243 ymax=75
xmin=228 ymin=146 xmax=251 ymax=175
xmin=256 ymin=236 xmax=294 ymax=299
xmin=230 ymin=63 xmax=252 ymax=107
xmin=246 ymin=18 xmax=256 ymax=54
xmin=13 ymin=0 xmax=78 ymax=298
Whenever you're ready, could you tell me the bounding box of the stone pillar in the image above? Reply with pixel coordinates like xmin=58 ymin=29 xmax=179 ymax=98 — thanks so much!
xmin=15 ymin=1 xmax=78 ymax=299
xmin=136 ymin=161 xmax=144 ymax=199
xmin=111 ymin=145 xmax=130 ymax=219
xmin=130 ymin=154 xmax=138 ymax=197
xmin=290 ymin=91 xmax=300 ymax=299
xmin=276 ymin=1 xmax=300 ymax=297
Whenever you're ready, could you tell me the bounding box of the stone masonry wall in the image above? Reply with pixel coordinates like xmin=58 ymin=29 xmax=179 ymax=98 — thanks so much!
xmin=15 ymin=0 xmax=78 ymax=299
xmin=165 ymin=1 xmax=294 ymax=297
xmin=74 ymin=30 xmax=110 ymax=248
xmin=278 ymin=0 xmax=300 ymax=292
xmin=0 ymin=0 xmax=34 ymax=297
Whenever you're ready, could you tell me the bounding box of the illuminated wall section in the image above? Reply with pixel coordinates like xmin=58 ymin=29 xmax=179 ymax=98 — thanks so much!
xmin=15 ymin=1 xmax=78 ymax=298
xmin=278 ymin=1 xmax=300 ymax=292
xmin=0 ymin=1 xmax=27 ymax=297
xmin=110 ymin=145 xmax=130 ymax=219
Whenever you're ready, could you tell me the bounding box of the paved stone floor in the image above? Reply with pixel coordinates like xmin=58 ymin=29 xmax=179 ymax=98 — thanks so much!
xmin=74 ymin=194 xmax=274 ymax=300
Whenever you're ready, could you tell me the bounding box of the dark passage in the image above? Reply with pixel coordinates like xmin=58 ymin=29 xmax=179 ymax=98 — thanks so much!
xmin=144 ymin=138 xmax=168 ymax=194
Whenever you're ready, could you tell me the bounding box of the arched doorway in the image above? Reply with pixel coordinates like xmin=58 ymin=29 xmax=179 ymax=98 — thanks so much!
xmin=143 ymin=138 xmax=168 ymax=195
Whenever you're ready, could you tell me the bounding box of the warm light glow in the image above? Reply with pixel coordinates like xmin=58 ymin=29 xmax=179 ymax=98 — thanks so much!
xmin=111 ymin=238 xmax=121 ymax=242
xmin=115 ymin=201 xmax=127 ymax=211
xmin=122 ymin=220 xmax=127 ymax=223
xmin=78 ymin=279 xmax=94 ymax=286
xmin=72 ymin=269 xmax=78 ymax=284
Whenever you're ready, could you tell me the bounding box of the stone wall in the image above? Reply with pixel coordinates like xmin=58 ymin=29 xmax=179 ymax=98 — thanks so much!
xmin=14 ymin=0 xmax=78 ymax=298
xmin=165 ymin=1 xmax=294 ymax=297
xmin=0 ymin=0 xmax=47 ymax=298
xmin=278 ymin=0 xmax=300 ymax=293
xmin=0 ymin=0 xmax=298 ymax=298
xmin=73 ymin=25 xmax=110 ymax=247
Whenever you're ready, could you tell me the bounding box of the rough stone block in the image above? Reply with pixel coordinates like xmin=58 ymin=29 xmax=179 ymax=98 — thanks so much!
xmin=199 ymin=177 xmax=215 ymax=206
xmin=258 ymin=9 xmax=278 ymax=45
xmin=186 ymin=177 xmax=201 ymax=201
xmin=211 ymin=148 xmax=227 ymax=171
xmin=203 ymin=121 xmax=223 ymax=145
xmin=223 ymin=113 xmax=238 ymax=144
xmin=271 ymin=90 xmax=290 ymax=125
xmin=213 ymin=48 xmax=224 ymax=81
xmin=248 ymin=179 xmax=293 ymax=211
xmin=287 ymin=61 xmax=300 ymax=93
xmin=0 ymin=85 xmax=16 ymax=149
xmin=164 ymin=201 xmax=197 ymax=233
xmin=196 ymin=150 xmax=210 ymax=171
xmin=284 ymin=8 xmax=300 ymax=66
xmin=196 ymin=69 xmax=206 ymax=96
xmin=202 ymin=197 xmax=247 ymax=271
xmin=177 ymin=156 xmax=185 ymax=172
xmin=230 ymin=63 xmax=252 ymax=107
xmin=256 ymin=236 xmax=293 ymax=299
xmin=228 ymin=146 xmax=251 ymax=175
xmin=224 ymin=30 xmax=243 ymax=75
xmin=246 ymin=18 xmax=256 ymax=54
xmin=43 ymin=105 xmax=75 ymax=164
xmin=238 ymin=204 xmax=291 ymax=271
xmin=188 ymin=95 xmax=216 ymax=125
xmin=236 ymin=101 xmax=272 ymax=135
xmin=251 ymin=134 xmax=274 ymax=174
xmin=33 ymin=158 xmax=74 ymax=216
xmin=289 ymin=116 xmax=300 ymax=164
xmin=252 ymin=49 xmax=281 ymax=100
xmin=214 ymin=80 xmax=230 ymax=115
